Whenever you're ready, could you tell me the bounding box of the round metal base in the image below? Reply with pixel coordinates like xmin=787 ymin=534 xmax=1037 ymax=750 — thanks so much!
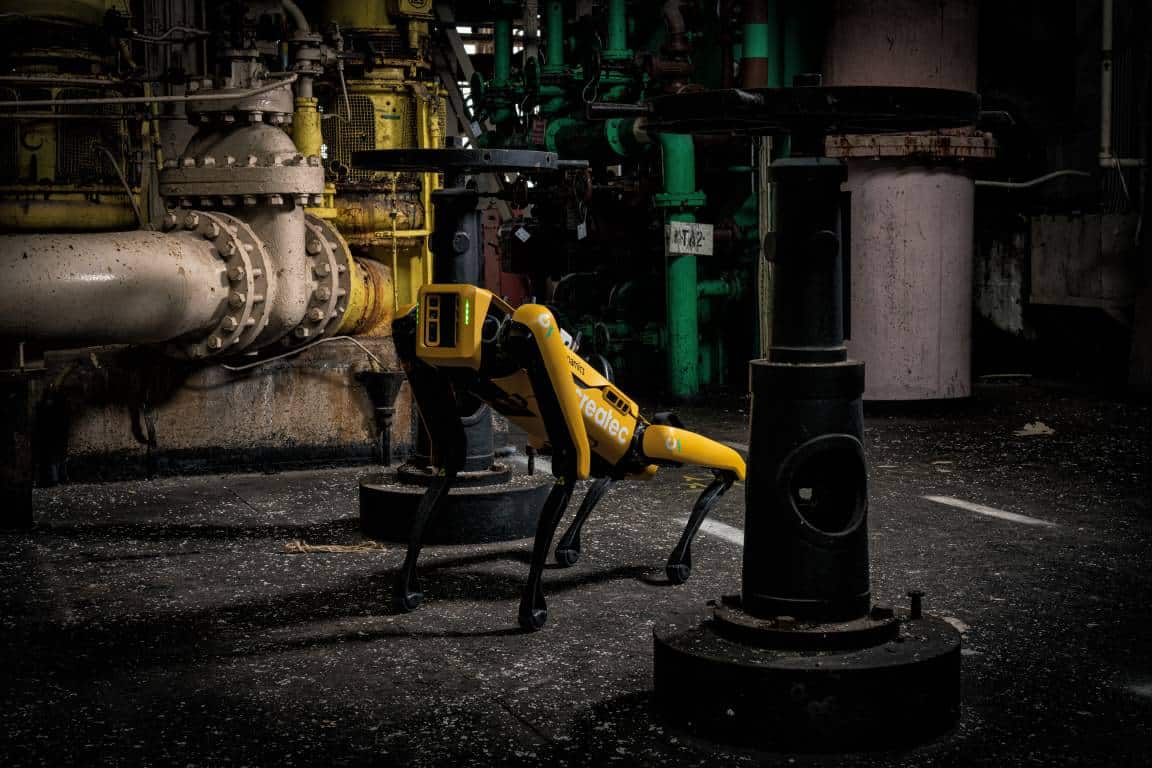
xmin=653 ymin=606 xmax=961 ymax=751
xmin=359 ymin=468 xmax=553 ymax=545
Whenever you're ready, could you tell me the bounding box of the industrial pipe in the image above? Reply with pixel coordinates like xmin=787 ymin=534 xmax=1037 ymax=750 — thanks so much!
xmin=662 ymin=0 xmax=688 ymax=54
xmin=658 ymin=133 xmax=702 ymax=398
xmin=974 ymin=170 xmax=1092 ymax=189
xmin=1099 ymin=0 xmax=1146 ymax=168
xmin=282 ymin=0 xmax=311 ymax=34
xmin=493 ymin=18 xmax=512 ymax=86
xmin=0 ymin=74 xmax=297 ymax=109
xmin=0 ymin=231 xmax=225 ymax=345
xmin=741 ymin=0 xmax=776 ymax=88
xmin=543 ymin=1 xmax=564 ymax=70
xmin=607 ymin=0 xmax=628 ymax=56
xmin=339 ymin=257 xmax=394 ymax=335
xmin=1101 ymin=0 xmax=1114 ymax=163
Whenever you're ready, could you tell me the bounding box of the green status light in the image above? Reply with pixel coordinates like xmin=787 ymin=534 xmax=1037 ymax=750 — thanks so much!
xmin=464 ymin=298 xmax=472 ymax=326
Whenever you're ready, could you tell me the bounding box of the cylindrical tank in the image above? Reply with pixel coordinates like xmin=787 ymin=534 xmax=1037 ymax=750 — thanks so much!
xmin=825 ymin=0 xmax=978 ymax=400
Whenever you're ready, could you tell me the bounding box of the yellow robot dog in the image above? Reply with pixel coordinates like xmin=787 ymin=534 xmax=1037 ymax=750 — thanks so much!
xmin=393 ymin=284 xmax=746 ymax=631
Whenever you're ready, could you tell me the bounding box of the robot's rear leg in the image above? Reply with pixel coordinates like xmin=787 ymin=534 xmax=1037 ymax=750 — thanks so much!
xmin=553 ymin=476 xmax=614 ymax=567
xmin=665 ymin=471 xmax=736 ymax=585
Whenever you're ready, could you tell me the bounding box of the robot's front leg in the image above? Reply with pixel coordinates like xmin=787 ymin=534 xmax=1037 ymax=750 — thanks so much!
xmin=518 ymin=461 xmax=576 ymax=631
xmin=390 ymin=308 xmax=467 ymax=613
xmin=554 ymin=476 xmax=615 ymax=567
xmin=666 ymin=470 xmax=737 ymax=584
xmin=395 ymin=473 xmax=455 ymax=611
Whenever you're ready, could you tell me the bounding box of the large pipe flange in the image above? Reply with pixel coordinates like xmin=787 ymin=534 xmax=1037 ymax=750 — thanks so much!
xmin=278 ymin=215 xmax=355 ymax=346
xmin=161 ymin=210 xmax=273 ymax=360
xmin=160 ymin=152 xmax=324 ymax=206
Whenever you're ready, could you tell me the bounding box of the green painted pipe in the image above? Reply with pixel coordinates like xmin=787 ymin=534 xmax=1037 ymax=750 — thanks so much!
xmin=543 ymin=1 xmax=564 ymax=70
xmin=493 ymin=18 xmax=512 ymax=85
xmin=659 ymin=133 xmax=700 ymax=398
xmin=741 ymin=0 xmax=779 ymax=88
xmin=606 ymin=0 xmax=627 ymax=54
xmin=698 ymin=276 xmax=742 ymax=299
xmin=545 ymin=116 xmax=649 ymax=157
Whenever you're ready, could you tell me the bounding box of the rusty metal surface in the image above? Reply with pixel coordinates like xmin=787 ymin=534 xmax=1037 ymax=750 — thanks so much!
xmin=160 ymin=123 xmax=324 ymax=202
xmin=826 ymin=130 xmax=996 ymax=159
xmin=36 ymin=339 xmax=410 ymax=481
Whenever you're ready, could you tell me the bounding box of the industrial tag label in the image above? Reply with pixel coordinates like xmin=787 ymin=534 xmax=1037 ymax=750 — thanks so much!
xmin=665 ymin=222 xmax=714 ymax=256
xmin=515 ymin=227 xmax=532 ymax=242
xmin=576 ymin=222 xmax=588 ymax=240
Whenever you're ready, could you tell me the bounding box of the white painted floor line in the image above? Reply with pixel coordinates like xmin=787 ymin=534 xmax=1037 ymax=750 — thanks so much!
xmin=923 ymin=495 xmax=1058 ymax=527
xmin=676 ymin=517 xmax=745 ymax=546
xmin=1130 ymin=683 xmax=1152 ymax=699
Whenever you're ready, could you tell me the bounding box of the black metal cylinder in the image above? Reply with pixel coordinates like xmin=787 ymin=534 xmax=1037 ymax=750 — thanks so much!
xmin=743 ymin=360 xmax=868 ymax=620
xmin=422 ymin=186 xmax=496 ymax=474
xmin=413 ymin=402 xmax=496 ymax=472
xmin=768 ymin=158 xmax=847 ymax=363
xmin=743 ymin=156 xmax=870 ymax=622
xmin=431 ymin=188 xmax=483 ymax=285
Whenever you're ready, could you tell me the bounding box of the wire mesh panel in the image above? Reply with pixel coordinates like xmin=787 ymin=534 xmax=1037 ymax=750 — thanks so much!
xmin=57 ymin=88 xmax=128 ymax=184
xmin=324 ymin=92 xmax=378 ymax=183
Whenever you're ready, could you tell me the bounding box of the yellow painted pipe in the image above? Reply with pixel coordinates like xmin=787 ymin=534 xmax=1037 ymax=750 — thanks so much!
xmin=338 ymin=256 xmax=394 ymax=337
xmin=414 ymin=87 xmax=436 ymax=285
xmin=0 ymin=191 xmax=138 ymax=232
xmin=292 ymin=96 xmax=323 ymax=158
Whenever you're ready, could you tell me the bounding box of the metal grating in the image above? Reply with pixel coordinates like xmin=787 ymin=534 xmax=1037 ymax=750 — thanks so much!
xmin=57 ymin=88 xmax=128 ymax=184
xmin=373 ymin=32 xmax=408 ymax=60
xmin=324 ymin=93 xmax=378 ymax=183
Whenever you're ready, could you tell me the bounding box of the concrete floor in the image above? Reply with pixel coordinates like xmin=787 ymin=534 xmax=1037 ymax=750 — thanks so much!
xmin=1 ymin=382 xmax=1149 ymax=766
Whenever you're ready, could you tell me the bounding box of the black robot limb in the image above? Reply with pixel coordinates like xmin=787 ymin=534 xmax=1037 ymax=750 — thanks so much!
xmin=510 ymin=323 xmax=582 ymax=631
xmin=553 ymin=475 xmax=616 ymax=567
xmin=665 ymin=470 xmax=737 ymax=585
xmin=391 ymin=310 xmax=469 ymax=613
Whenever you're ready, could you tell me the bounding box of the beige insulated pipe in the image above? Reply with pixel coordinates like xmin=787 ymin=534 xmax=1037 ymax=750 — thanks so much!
xmin=0 ymin=231 xmax=226 ymax=346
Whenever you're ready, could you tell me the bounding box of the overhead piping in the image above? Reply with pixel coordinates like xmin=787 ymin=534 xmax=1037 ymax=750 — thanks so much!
xmin=1099 ymin=0 xmax=1145 ymax=168
xmin=974 ymin=170 xmax=1092 ymax=189
xmin=0 ymin=74 xmax=297 ymax=109
xmin=282 ymin=0 xmax=311 ymax=34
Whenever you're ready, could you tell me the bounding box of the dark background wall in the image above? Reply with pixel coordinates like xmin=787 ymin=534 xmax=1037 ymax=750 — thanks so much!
xmin=974 ymin=0 xmax=1150 ymax=388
